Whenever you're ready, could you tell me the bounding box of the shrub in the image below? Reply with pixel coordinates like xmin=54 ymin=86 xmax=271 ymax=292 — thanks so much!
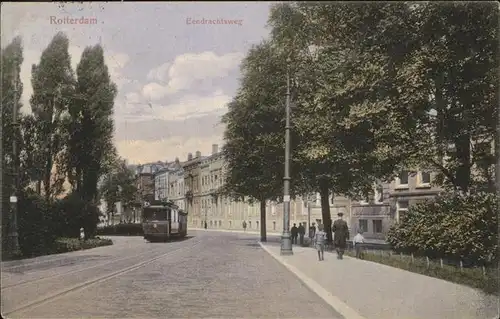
xmin=49 ymin=237 xmax=113 ymax=254
xmin=17 ymin=191 xmax=56 ymax=257
xmin=51 ymin=192 xmax=100 ymax=239
xmin=96 ymin=223 xmax=143 ymax=236
xmin=387 ymin=192 xmax=498 ymax=265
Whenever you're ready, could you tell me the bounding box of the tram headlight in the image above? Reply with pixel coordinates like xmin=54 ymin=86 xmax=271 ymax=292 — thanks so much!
xmin=153 ymin=223 xmax=157 ymax=229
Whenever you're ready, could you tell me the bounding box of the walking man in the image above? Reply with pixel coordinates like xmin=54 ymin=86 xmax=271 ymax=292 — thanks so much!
xmin=242 ymin=221 xmax=247 ymax=232
xmin=309 ymin=222 xmax=316 ymax=244
xmin=332 ymin=212 xmax=349 ymax=259
xmin=353 ymin=229 xmax=365 ymax=259
xmin=298 ymin=223 xmax=305 ymax=245
xmin=291 ymin=223 xmax=298 ymax=245
xmin=315 ymin=224 xmax=326 ymax=261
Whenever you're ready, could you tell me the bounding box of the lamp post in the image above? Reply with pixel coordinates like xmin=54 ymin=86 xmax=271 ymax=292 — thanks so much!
xmin=280 ymin=59 xmax=293 ymax=256
xmin=8 ymin=65 xmax=20 ymax=256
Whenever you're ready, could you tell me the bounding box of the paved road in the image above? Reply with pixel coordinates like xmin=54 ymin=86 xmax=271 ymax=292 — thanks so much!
xmin=1 ymin=231 xmax=343 ymax=318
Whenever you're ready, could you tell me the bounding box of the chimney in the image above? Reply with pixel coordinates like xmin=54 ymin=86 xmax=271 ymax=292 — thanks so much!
xmin=195 ymin=151 xmax=201 ymax=158
xmin=188 ymin=153 xmax=193 ymax=161
xmin=212 ymin=144 xmax=218 ymax=155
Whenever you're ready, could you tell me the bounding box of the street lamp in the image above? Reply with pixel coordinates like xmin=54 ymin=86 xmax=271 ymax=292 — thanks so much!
xmin=281 ymin=58 xmax=293 ymax=256
xmin=8 ymin=68 xmax=21 ymax=257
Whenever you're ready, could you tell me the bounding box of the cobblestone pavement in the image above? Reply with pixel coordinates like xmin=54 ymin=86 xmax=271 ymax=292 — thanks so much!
xmin=3 ymin=232 xmax=343 ymax=318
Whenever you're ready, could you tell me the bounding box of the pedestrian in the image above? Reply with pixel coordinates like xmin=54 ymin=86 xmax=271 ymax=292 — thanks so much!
xmin=309 ymin=222 xmax=316 ymax=244
xmin=204 ymin=221 xmax=207 ymax=229
xmin=291 ymin=223 xmax=298 ymax=244
xmin=332 ymin=212 xmax=349 ymax=259
xmin=298 ymin=223 xmax=305 ymax=245
xmin=315 ymin=224 xmax=326 ymax=261
xmin=353 ymin=229 xmax=365 ymax=259
xmin=242 ymin=221 xmax=247 ymax=232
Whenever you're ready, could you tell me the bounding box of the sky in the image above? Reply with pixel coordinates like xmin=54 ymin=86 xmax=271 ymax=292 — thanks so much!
xmin=1 ymin=2 xmax=272 ymax=164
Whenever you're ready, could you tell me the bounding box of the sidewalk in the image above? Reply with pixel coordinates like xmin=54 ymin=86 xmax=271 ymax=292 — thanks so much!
xmin=190 ymin=228 xmax=281 ymax=236
xmin=260 ymin=243 xmax=498 ymax=319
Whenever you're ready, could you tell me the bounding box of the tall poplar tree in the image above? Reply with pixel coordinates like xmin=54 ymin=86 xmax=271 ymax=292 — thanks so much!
xmin=30 ymin=32 xmax=75 ymax=201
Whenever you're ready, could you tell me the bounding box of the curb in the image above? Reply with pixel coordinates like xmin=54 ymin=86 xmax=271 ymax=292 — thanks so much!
xmin=259 ymin=242 xmax=367 ymax=319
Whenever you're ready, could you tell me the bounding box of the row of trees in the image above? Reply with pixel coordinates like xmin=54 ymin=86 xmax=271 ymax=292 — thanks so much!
xmin=221 ymin=2 xmax=498 ymax=243
xmin=2 ymin=32 xmax=120 ymax=254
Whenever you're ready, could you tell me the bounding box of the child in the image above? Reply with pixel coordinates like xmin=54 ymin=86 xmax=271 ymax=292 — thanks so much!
xmin=353 ymin=229 xmax=365 ymax=259
xmin=315 ymin=224 xmax=327 ymax=261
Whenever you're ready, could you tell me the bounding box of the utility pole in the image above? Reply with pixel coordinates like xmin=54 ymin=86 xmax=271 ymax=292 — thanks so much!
xmin=8 ymin=64 xmax=20 ymax=256
xmin=496 ymin=77 xmax=500 ymax=319
xmin=280 ymin=60 xmax=293 ymax=256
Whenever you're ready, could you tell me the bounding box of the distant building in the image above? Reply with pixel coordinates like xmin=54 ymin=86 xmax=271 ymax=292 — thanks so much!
xmin=153 ymin=160 xmax=182 ymax=201
xmin=168 ymin=160 xmax=185 ymax=212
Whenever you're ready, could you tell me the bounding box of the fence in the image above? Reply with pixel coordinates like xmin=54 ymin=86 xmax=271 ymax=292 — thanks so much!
xmin=355 ymin=248 xmax=495 ymax=276
xmin=303 ymin=239 xmax=495 ymax=279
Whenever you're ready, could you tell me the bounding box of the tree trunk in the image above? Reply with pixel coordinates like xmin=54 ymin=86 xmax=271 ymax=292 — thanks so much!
xmin=455 ymin=133 xmax=471 ymax=193
xmin=44 ymin=160 xmax=52 ymax=201
xmin=260 ymin=199 xmax=267 ymax=242
xmin=319 ymin=183 xmax=332 ymax=243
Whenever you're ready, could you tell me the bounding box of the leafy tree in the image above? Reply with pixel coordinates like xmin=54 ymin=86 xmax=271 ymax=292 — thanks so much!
xmin=1 ymin=36 xmax=24 ymax=248
xmin=30 ymin=32 xmax=76 ymax=201
xmin=64 ymin=44 xmax=117 ymax=204
xmin=300 ymin=2 xmax=498 ymax=195
xmin=99 ymin=158 xmax=137 ymax=224
xmin=221 ymin=40 xmax=304 ymax=242
xmin=266 ymin=2 xmax=409 ymax=239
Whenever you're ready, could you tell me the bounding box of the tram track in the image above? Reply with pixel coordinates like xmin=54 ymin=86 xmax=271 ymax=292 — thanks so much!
xmin=3 ymin=237 xmax=204 ymax=317
xmin=1 ymin=244 xmax=171 ymax=289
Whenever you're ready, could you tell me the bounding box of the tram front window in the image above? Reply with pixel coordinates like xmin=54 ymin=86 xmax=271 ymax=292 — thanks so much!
xmin=143 ymin=208 xmax=170 ymax=222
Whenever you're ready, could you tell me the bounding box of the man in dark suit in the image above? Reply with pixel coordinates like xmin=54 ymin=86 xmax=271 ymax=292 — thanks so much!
xmin=332 ymin=212 xmax=349 ymax=259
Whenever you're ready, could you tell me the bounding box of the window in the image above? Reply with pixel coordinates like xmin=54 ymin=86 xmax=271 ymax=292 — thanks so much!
xmin=256 ymin=221 xmax=259 ymax=229
xmin=273 ymin=221 xmax=276 ymax=230
xmin=359 ymin=219 xmax=368 ymax=233
xmin=396 ymin=200 xmax=409 ymax=223
xmin=249 ymin=221 xmax=252 ymax=228
xmin=219 ymin=220 xmax=222 ymax=227
xmin=372 ymin=220 xmax=382 ymax=233
xmin=417 ymin=171 xmax=431 ymax=186
xmin=271 ymin=203 xmax=276 ymax=215
xmin=396 ymin=171 xmax=409 ymax=188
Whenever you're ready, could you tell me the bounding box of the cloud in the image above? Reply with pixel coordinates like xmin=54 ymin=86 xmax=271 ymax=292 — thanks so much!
xmin=147 ymin=62 xmax=171 ymax=82
xmin=155 ymin=90 xmax=230 ymax=121
xmin=141 ymin=82 xmax=174 ymax=102
xmin=142 ymin=51 xmax=244 ymax=100
xmin=116 ymin=134 xmax=224 ymax=164
xmin=116 ymin=88 xmax=232 ymax=123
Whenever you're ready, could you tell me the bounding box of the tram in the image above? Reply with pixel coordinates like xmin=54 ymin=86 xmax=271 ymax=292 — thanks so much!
xmin=142 ymin=200 xmax=188 ymax=242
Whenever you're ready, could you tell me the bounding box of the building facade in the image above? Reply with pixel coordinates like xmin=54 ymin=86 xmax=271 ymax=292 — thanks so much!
xmin=182 ymin=151 xmax=205 ymax=227
xmin=146 ymin=146 xmax=446 ymax=240
xmin=168 ymin=164 xmax=185 ymax=211
xmin=153 ymin=159 xmax=183 ymax=201
xmin=154 ymin=169 xmax=169 ymax=201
